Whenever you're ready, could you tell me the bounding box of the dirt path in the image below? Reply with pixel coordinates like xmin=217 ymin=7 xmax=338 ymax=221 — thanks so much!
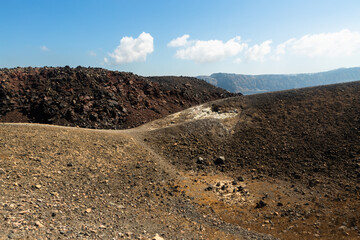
xmin=0 ymin=123 xmax=275 ymax=240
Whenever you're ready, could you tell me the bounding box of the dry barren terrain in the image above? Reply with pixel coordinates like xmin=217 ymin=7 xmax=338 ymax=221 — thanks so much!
xmin=1 ymin=81 xmax=360 ymax=239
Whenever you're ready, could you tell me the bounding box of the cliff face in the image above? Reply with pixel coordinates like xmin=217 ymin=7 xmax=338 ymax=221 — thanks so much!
xmin=0 ymin=66 xmax=236 ymax=129
xmin=198 ymin=67 xmax=360 ymax=94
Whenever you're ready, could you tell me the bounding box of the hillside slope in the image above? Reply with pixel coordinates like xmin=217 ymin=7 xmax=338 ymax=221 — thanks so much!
xmin=1 ymin=81 xmax=360 ymax=239
xmin=142 ymin=81 xmax=360 ymax=239
xmin=0 ymin=66 xmax=235 ymax=129
xmin=198 ymin=67 xmax=360 ymax=94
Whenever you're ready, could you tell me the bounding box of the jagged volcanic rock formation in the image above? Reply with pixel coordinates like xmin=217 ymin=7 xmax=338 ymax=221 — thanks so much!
xmin=0 ymin=66 xmax=236 ymax=129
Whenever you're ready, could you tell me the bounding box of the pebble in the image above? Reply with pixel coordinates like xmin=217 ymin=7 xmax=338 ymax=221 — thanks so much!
xmin=197 ymin=157 xmax=205 ymax=164
xmin=255 ymin=200 xmax=267 ymax=209
xmin=152 ymin=233 xmax=164 ymax=240
xmin=35 ymin=221 xmax=44 ymax=228
xmin=214 ymin=156 xmax=225 ymax=165
xmin=237 ymin=176 xmax=244 ymax=182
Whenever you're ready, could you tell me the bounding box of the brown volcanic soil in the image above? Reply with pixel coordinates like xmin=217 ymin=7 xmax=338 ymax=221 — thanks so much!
xmin=0 ymin=124 xmax=274 ymax=240
xmin=1 ymin=81 xmax=360 ymax=239
xmin=143 ymin=81 xmax=360 ymax=239
xmin=0 ymin=66 xmax=235 ymax=129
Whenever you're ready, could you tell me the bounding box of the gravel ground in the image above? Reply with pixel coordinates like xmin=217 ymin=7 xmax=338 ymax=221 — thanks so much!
xmin=1 ymin=81 xmax=360 ymax=239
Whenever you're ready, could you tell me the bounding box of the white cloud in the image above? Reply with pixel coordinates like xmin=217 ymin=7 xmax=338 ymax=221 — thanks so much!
xmin=168 ymin=34 xmax=190 ymax=47
xmin=40 ymin=45 xmax=49 ymax=51
xmin=107 ymin=32 xmax=154 ymax=64
xmin=276 ymin=29 xmax=360 ymax=57
xmin=246 ymin=40 xmax=272 ymax=61
xmin=170 ymin=36 xmax=247 ymax=63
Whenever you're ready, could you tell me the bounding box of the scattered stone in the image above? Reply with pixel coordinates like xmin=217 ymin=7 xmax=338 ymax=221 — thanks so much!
xmin=204 ymin=185 xmax=214 ymax=191
xmin=339 ymin=225 xmax=347 ymax=230
xmin=214 ymin=156 xmax=225 ymax=165
xmin=85 ymin=208 xmax=92 ymax=213
xmin=152 ymin=233 xmax=164 ymax=240
xmin=35 ymin=184 xmax=41 ymax=189
xmin=197 ymin=157 xmax=205 ymax=164
xmin=255 ymin=200 xmax=267 ymax=209
xmin=309 ymin=179 xmax=320 ymax=187
xmin=35 ymin=221 xmax=44 ymax=228
xmin=66 ymin=163 xmax=73 ymax=167
xmin=237 ymin=176 xmax=244 ymax=182
xmin=117 ymin=204 xmax=126 ymax=209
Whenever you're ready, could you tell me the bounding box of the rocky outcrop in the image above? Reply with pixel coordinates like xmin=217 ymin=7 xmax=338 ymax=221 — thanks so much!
xmin=0 ymin=66 xmax=236 ymax=129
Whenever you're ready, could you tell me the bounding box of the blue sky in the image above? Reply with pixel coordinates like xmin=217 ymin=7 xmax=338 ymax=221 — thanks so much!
xmin=1 ymin=0 xmax=360 ymax=76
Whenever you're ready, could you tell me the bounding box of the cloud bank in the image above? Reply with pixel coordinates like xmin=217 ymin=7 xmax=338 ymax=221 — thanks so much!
xmin=276 ymin=29 xmax=360 ymax=57
xmin=168 ymin=35 xmax=248 ymax=63
xmin=107 ymin=32 xmax=154 ymax=64
xmin=168 ymin=35 xmax=275 ymax=63
xmin=246 ymin=40 xmax=272 ymax=61
xmin=169 ymin=29 xmax=360 ymax=65
xmin=168 ymin=34 xmax=190 ymax=47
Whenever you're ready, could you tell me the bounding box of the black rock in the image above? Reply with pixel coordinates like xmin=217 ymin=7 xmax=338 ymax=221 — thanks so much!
xmin=205 ymin=185 xmax=214 ymax=191
xmin=214 ymin=156 xmax=225 ymax=165
xmin=197 ymin=157 xmax=205 ymax=164
xmin=255 ymin=200 xmax=267 ymax=209
xmin=237 ymin=176 xmax=244 ymax=182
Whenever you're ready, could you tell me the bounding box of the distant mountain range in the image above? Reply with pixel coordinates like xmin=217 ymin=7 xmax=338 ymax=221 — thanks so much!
xmin=197 ymin=67 xmax=360 ymax=94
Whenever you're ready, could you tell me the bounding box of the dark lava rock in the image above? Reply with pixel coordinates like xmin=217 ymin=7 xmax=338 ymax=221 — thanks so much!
xmin=255 ymin=200 xmax=267 ymax=209
xmin=214 ymin=156 xmax=226 ymax=165
xmin=205 ymin=185 xmax=214 ymax=191
xmin=0 ymin=67 xmax=237 ymax=129
xmin=237 ymin=176 xmax=244 ymax=182
xmin=196 ymin=157 xmax=205 ymax=164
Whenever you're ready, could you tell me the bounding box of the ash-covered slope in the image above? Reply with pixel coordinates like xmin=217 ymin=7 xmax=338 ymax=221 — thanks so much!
xmin=0 ymin=66 xmax=236 ymax=129
xmin=143 ymin=81 xmax=360 ymax=239
xmin=1 ymin=81 xmax=360 ymax=239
